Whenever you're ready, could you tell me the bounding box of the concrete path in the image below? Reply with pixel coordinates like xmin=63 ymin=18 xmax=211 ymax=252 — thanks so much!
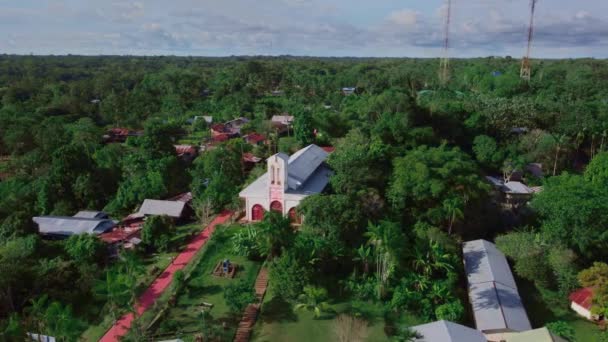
xmin=99 ymin=210 xmax=233 ymax=342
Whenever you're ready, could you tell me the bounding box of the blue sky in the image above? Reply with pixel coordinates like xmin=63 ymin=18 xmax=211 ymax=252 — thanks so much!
xmin=1 ymin=0 xmax=607 ymax=57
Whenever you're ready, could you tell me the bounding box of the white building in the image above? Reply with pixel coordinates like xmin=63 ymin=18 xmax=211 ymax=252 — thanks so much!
xmin=239 ymin=144 xmax=332 ymax=222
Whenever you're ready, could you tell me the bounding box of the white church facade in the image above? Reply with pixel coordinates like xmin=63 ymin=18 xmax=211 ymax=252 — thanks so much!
xmin=239 ymin=144 xmax=332 ymax=222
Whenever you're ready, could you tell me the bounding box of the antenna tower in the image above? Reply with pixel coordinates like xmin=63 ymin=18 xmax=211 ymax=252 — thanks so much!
xmin=439 ymin=0 xmax=452 ymax=85
xmin=520 ymin=0 xmax=537 ymax=81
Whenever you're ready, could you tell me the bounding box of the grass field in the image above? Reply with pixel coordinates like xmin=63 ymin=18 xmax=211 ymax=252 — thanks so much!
xmin=150 ymin=225 xmax=262 ymax=340
xmin=252 ymin=282 xmax=399 ymax=342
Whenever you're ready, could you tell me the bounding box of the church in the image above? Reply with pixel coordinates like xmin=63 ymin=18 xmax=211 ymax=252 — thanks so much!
xmin=239 ymin=144 xmax=332 ymax=222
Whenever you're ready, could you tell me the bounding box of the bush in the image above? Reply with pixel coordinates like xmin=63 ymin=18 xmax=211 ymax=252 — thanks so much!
xmin=269 ymin=252 xmax=309 ymax=302
xmin=224 ymin=279 xmax=256 ymax=314
xmin=141 ymin=215 xmax=176 ymax=252
xmin=546 ymin=321 xmax=576 ymax=342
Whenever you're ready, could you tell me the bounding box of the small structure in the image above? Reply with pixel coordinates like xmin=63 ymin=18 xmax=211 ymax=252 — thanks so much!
xmin=270 ymin=90 xmax=284 ymax=97
xmin=526 ymin=163 xmax=543 ymax=178
xmin=243 ymin=153 xmax=263 ymax=171
xmin=98 ymin=226 xmax=142 ymax=255
xmin=570 ymin=287 xmax=598 ymax=321
xmin=239 ymin=144 xmax=332 ymax=222
xmin=463 ymin=239 xmax=531 ymax=340
xmin=244 ymin=133 xmax=266 ymax=146
xmin=212 ymin=259 xmax=237 ymax=278
xmin=486 ymin=176 xmax=534 ymax=208
xmin=33 ymin=216 xmax=116 ymax=238
xmin=73 ymin=210 xmax=109 ymax=219
xmin=168 ymin=192 xmax=193 ymax=204
xmin=342 ymin=87 xmax=356 ymax=96
xmin=103 ymin=128 xmax=142 ymax=143
xmin=410 ymin=320 xmax=486 ymax=342
xmin=224 ymin=117 xmax=250 ymax=135
xmin=271 ymin=115 xmax=294 ymax=126
xmin=137 ymin=199 xmax=190 ymax=219
xmin=501 ymin=327 xmax=567 ymax=342
xmin=174 ymin=145 xmax=198 ymax=162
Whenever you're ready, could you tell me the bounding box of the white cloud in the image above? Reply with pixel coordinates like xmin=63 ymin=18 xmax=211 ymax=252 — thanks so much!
xmin=388 ymin=9 xmax=419 ymax=27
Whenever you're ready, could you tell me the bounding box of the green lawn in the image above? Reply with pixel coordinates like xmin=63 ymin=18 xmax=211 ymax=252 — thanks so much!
xmin=150 ymin=225 xmax=262 ymax=340
xmin=252 ymin=283 xmax=393 ymax=342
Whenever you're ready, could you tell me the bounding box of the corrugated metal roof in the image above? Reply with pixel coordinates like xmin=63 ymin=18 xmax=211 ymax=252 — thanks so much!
xmin=504 ymin=181 xmax=533 ymax=194
xmin=464 ymin=239 xmax=518 ymax=289
xmin=412 ymin=320 xmax=486 ymax=342
xmin=138 ymin=199 xmax=186 ymax=218
xmin=33 ymin=216 xmax=115 ymax=236
xmin=502 ymin=327 xmax=567 ymax=342
xmin=239 ymin=144 xmax=331 ymax=198
xmin=463 ymin=239 xmax=531 ymax=333
xmin=570 ymin=287 xmax=593 ymax=310
xmin=287 ymin=145 xmax=329 ymax=190
xmin=73 ymin=211 xmax=108 ymax=219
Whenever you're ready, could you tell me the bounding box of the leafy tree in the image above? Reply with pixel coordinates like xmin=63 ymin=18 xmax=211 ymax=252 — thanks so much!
xmin=141 ymin=215 xmax=176 ymax=252
xmin=294 ymin=286 xmax=330 ymax=318
xmin=269 ymin=252 xmax=309 ymax=302
xmin=94 ymin=270 xmax=132 ymax=327
xmin=64 ymin=234 xmax=104 ymax=264
xmin=472 ymin=135 xmax=503 ymax=169
xmin=531 ymin=173 xmax=608 ymax=260
xmin=223 ymin=280 xmax=256 ymax=314
xmin=293 ymin=110 xmax=315 ymax=146
xmin=578 ymin=262 xmax=608 ymax=316
xmin=585 ymin=152 xmax=608 ymax=187
xmin=255 ymin=211 xmax=294 ymax=258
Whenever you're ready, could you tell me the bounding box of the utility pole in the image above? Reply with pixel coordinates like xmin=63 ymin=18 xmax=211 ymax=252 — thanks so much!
xmin=520 ymin=0 xmax=538 ymax=81
xmin=439 ymin=0 xmax=452 ymax=85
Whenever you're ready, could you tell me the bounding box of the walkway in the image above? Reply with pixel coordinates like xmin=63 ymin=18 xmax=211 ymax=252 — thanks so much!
xmin=99 ymin=210 xmax=233 ymax=342
xmin=233 ymin=267 xmax=269 ymax=342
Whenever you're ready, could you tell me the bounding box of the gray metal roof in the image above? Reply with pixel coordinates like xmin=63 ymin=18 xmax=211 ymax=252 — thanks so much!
xmin=239 ymin=144 xmax=331 ymax=198
xmin=138 ymin=199 xmax=186 ymax=218
xmin=73 ymin=211 xmax=109 ymax=219
xmin=504 ymin=181 xmax=533 ymax=194
xmin=463 ymin=239 xmax=531 ymax=333
xmin=468 ymin=281 xmax=532 ymax=332
xmin=412 ymin=320 xmax=486 ymax=342
xmin=287 ymin=145 xmax=329 ymax=190
xmin=33 ymin=216 xmax=115 ymax=236
xmin=464 ymin=239 xmax=518 ymax=289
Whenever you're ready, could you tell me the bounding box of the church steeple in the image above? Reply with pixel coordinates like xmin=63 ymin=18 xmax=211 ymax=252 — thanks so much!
xmin=268 ymin=153 xmax=289 ymax=192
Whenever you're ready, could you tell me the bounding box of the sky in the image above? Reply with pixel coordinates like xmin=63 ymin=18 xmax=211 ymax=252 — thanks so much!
xmin=1 ymin=0 xmax=607 ymax=58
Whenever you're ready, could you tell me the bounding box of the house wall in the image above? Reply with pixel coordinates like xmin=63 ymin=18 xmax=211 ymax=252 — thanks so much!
xmin=571 ymin=302 xmax=593 ymax=320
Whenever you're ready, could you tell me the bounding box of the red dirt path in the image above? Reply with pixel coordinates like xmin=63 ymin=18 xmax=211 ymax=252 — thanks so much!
xmin=99 ymin=210 xmax=233 ymax=342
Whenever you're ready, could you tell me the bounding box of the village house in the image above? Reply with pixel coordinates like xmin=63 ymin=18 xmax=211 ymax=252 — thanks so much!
xmin=463 ymin=239 xmax=531 ymax=341
xmin=174 ymin=144 xmax=198 ymax=162
xmin=33 ymin=212 xmax=116 ymax=238
xmin=244 ymin=133 xmax=266 ymax=146
xmin=486 ymin=176 xmax=535 ymax=208
xmin=411 ymin=320 xmax=486 ymax=342
xmin=271 ymin=115 xmax=294 ymax=126
xmin=569 ymin=287 xmax=599 ymax=321
xmin=103 ymin=128 xmax=143 ymax=143
xmin=342 ymin=87 xmax=356 ymax=96
xmin=239 ymin=144 xmax=332 ymax=222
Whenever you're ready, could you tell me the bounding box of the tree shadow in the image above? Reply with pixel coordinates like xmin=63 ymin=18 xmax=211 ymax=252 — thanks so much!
xmin=260 ymin=296 xmax=298 ymax=323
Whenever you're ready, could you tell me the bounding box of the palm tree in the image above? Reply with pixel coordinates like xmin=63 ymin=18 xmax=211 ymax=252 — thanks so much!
xmin=94 ymin=270 xmax=131 ymax=333
xmin=26 ymin=295 xmax=48 ymax=341
xmin=442 ymin=197 xmax=464 ymax=235
xmin=412 ymin=240 xmax=454 ymax=278
xmin=353 ymin=245 xmax=372 ymax=275
xmin=256 ymin=211 xmax=293 ymax=258
xmin=364 ymin=221 xmax=402 ymax=299
xmin=44 ymin=301 xmax=82 ymax=342
xmin=294 ymin=286 xmax=330 ymax=318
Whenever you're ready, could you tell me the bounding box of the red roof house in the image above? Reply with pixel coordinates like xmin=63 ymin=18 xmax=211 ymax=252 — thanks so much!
xmin=244 ymin=133 xmax=266 ymax=146
xmin=570 ymin=287 xmax=597 ymax=320
xmin=174 ymin=145 xmax=198 ymax=162
xmin=321 ymin=146 xmax=335 ymax=153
